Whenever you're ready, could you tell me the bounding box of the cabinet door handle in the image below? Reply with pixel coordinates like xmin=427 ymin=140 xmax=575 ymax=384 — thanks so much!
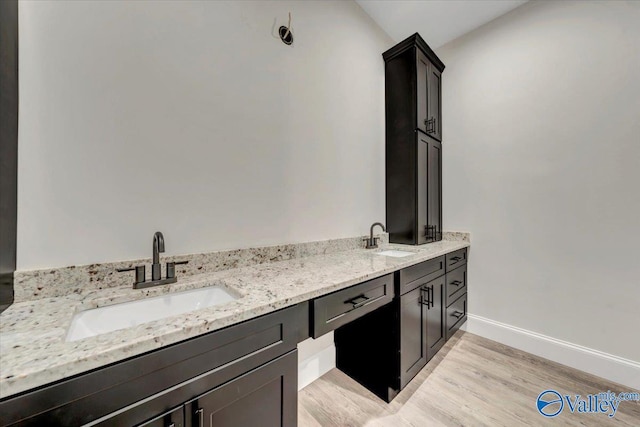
xmin=429 ymin=284 xmax=434 ymax=309
xmin=420 ymin=286 xmax=434 ymax=309
xmin=420 ymin=287 xmax=430 ymax=307
xmin=425 ymin=117 xmax=435 ymax=133
xmin=195 ymin=408 xmax=204 ymax=427
xmin=345 ymin=294 xmax=370 ymax=309
xmin=425 ymin=225 xmax=436 ymax=239
xmin=450 ymin=280 xmax=462 ymax=286
xmin=452 ymin=310 xmax=464 ymax=319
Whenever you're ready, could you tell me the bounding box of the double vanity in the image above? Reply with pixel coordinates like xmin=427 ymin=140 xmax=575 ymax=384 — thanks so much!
xmin=0 ymin=233 xmax=469 ymax=427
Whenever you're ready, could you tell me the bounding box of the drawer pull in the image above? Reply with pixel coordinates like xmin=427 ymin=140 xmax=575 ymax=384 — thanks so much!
xmin=345 ymin=294 xmax=370 ymax=309
xmin=450 ymin=256 xmax=462 ymax=262
xmin=451 ymin=310 xmax=464 ymax=319
xmin=450 ymin=280 xmax=462 ymax=286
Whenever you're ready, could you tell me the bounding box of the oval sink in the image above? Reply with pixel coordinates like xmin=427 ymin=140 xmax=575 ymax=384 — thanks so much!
xmin=66 ymin=285 xmax=239 ymax=341
xmin=376 ymin=250 xmax=416 ymax=258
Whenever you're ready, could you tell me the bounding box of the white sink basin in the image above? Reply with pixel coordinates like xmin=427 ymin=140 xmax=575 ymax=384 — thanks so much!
xmin=66 ymin=286 xmax=239 ymax=341
xmin=376 ymin=250 xmax=415 ymax=258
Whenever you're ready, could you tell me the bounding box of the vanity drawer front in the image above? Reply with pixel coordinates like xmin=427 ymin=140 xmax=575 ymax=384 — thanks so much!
xmin=446 ymin=293 xmax=467 ymax=339
xmin=445 ymin=248 xmax=467 ymax=272
xmin=311 ymin=274 xmax=393 ymax=338
xmin=446 ymin=264 xmax=467 ymax=303
xmin=398 ymin=256 xmax=445 ymax=295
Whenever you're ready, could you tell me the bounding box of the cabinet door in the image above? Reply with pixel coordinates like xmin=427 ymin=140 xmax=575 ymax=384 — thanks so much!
xmin=427 ymin=65 xmax=442 ymax=141
xmin=417 ymin=134 xmax=442 ymax=243
xmin=185 ymin=351 xmax=297 ymax=427
xmin=138 ymin=407 xmax=184 ymax=427
xmin=427 ymin=138 xmax=442 ymax=242
xmin=399 ymin=284 xmax=427 ymax=388
xmin=416 ymin=50 xmax=429 ymax=134
xmin=416 ymin=133 xmax=428 ymax=244
xmin=425 ymin=276 xmax=446 ymax=361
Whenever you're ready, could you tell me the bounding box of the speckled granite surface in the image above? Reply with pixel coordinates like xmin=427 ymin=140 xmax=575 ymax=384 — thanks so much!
xmin=13 ymin=234 xmax=389 ymax=302
xmin=0 ymin=234 xmax=469 ymax=399
xmin=443 ymin=231 xmax=471 ymax=242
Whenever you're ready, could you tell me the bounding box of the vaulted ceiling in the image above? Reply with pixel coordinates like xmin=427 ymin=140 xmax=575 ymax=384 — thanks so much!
xmin=356 ymin=0 xmax=528 ymax=48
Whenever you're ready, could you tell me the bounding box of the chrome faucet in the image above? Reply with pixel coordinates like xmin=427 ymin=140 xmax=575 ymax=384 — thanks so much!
xmin=152 ymin=231 xmax=165 ymax=281
xmin=365 ymin=222 xmax=386 ymax=249
xmin=117 ymin=231 xmax=188 ymax=289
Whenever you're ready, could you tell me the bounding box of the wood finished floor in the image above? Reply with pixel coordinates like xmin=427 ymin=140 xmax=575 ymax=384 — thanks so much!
xmin=298 ymin=331 xmax=640 ymax=426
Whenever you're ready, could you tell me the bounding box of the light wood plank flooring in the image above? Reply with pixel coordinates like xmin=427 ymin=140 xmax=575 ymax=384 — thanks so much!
xmin=298 ymin=331 xmax=640 ymax=426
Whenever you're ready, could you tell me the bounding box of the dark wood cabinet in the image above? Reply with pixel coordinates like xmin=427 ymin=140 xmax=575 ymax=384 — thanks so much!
xmin=446 ymin=248 xmax=468 ymax=271
xmin=139 ymin=407 xmax=184 ymax=427
xmin=185 ymin=350 xmax=297 ymax=427
xmin=399 ymin=284 xmax=427 ymax=388
xmin=417 ymin=134 xmax=443 ymax=243
xmin=427 ymin=63 xmax=442 ymax=141
xmin=399 ymin=275 xmax=445 ymax=388
xmin=446 ymin=293 xmax=467 ymax=340
xmin=140 ymin=350 xmax=297 ymax=427
xmin=416 ymin=51 xmax=429 ymax=135
xmin=335 ymin=250 xmax=465 ymax=403
xmin=416 ymin=50 xmax=442 ymax=141
xmin=311 ymin=274 xmax=393 ymax=338
xmin=424 ymin=276 xmax=446 ymax=360
xmin=0 ymin=304 xmax=308 ymax=427
xmin=445 ymin=262 xmax=469 ymax=340
xmin=0 ymin=0 xmax=18 ymax=313
xmin=384 ymin=33 xmax=445 ymax=245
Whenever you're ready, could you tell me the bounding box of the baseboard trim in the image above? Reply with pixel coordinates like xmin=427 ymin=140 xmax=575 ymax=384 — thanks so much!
xmin=462 ymin=314 xmax=640 ymax=391
xmin=298 ymin=344 xmax=336 ymax=391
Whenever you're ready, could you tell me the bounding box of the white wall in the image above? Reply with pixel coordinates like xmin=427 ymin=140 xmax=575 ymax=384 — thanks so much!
xmin=17 ymin=0 xmax=392 ymax=270
xmin=438 ymin=1 xmax=640 ymax=363
xmin=297 ymin=332 xmax=335 ymax=390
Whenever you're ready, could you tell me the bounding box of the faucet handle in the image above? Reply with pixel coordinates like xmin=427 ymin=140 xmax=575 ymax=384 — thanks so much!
xmin=117 ymin=265 xmax=146 ymax=284
xmin=166 ymin=260 xmax=189 ymax=279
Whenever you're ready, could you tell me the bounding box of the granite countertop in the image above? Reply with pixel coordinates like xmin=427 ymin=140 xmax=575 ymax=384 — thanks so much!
xmin=0 ymin=239 xmax=468 ymax=399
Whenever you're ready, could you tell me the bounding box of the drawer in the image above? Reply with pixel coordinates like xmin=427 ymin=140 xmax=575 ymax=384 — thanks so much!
xmin=446 ymin=293 xmax=467 ymax=340
xmin=445 ymin=264 xmax=467 ymax=304
xmin=398 ymin=256 xmax=445 ymax=295
xmin=311 ymin=274 xmax=393 ymax=338
xmin=445 ymin=248 xmax=467 ymax=272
